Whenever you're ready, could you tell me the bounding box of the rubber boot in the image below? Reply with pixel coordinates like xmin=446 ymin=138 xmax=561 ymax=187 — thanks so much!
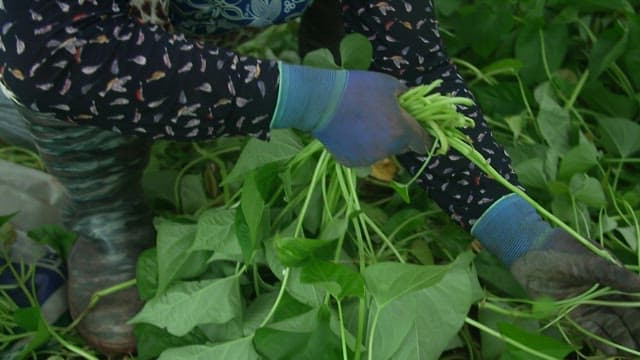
xmin=18 ymin=107 xmax=154 ymax=355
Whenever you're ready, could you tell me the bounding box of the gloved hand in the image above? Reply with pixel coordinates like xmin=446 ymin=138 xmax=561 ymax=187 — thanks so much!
xmin=270 ymin=63 xmax=430 ymax=167
xmin=472 ymin=194 xmax=640 ymax=356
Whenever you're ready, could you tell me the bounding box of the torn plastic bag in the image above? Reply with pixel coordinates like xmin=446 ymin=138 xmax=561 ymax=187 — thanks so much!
xmin=0 ymin=159 xmax=67 ymax=324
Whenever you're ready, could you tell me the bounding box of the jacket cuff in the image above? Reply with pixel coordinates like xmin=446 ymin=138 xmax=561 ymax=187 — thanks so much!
xmin=270 ymin=62 xmax=347 ymax=132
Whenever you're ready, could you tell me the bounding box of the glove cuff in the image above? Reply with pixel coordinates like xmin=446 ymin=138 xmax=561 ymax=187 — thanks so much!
xmin=471 ymin=193 xmax=554 ymax=267
xmin=271 ymin=62 xmax=348 ymax=132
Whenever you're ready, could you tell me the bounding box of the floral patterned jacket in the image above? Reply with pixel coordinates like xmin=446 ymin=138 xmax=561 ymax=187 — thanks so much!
xmin=129 ymin=0 xmax=311 ymax=35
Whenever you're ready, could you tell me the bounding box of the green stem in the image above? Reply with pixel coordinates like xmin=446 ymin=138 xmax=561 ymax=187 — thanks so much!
xmin=449 ymin=137 xmax=618 ymax=264
xmin=367 ymin=309 xmax=382 ymax=360
xmin=3 ymin=254 xmax=37 ymax=307
xmin=479 ymin=301 xmax=539 ymax=319
xmin=603 ymin=157 xmax=640 ymax=163
xmin=622 ymin=201 xmax=640 ymax=274
xmin=538 ymin=29 xmax=556 ymax=87
xmin=335 ymin=298 xmax=349 ymax=360
xmin=259 ymin=268 xmax=290 ymax=328
xmin=354 ymin=294 xmax=366 ymax=360
xmin=334 ymin=164 xmax=367 ymax=360
xmin=0 ymin=146 xmax=44 ymax=170
xmin=64 ymin=279 xmax=137 ymax=333
xmin=0 ymin=332 xmax=33 ymax=342
xmin=566 ymin=317 xmax=640 ymax=357
xmin=452 ymin=58 xmax=497 ymax=86
xmin=294 ymin=151 xmax=330 ymax=237
xmin=362 ymin=215 xmax=404 ymax=263
xmin=47 ymin=324 xmax=99 ymax=360
xmin=464 ymin=317 xmax=557 ymax=360
xmin=516 ymin=75 xmax=536 ymax=122
xmin=173 ymin=156 xmax=207 ymax=213
xmin=262 ymin=151 xmax=330 ymax=328
xmin=376 ymin=212 xmax=429 ymax=258
xmin=564 ymin=70 xmax=589 ymax=112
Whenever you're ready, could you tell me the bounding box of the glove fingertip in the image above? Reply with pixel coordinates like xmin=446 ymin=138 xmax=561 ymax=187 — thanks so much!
xmin=598 ymin=261 xmax=640 ymax=293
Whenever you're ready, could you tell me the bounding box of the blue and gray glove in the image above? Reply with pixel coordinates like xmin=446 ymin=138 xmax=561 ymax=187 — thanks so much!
xmin=270 ymin=63 xmax=430 ymax=167
xmin=472 ymin=194 xmax=640 ymax=355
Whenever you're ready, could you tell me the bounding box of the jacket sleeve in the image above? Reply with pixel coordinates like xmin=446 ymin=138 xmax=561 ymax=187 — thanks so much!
xmin=341 ymin=0 xmax=519 ymax=229
xmin=0 ymin=0 xmax=279 ymax=141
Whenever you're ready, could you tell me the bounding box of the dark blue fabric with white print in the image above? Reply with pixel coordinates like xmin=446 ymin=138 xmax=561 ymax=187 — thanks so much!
xmin=170 ymin=0 xmax=313 ymax=35
xmin=0 ymin=0 xmax=520 ymax=230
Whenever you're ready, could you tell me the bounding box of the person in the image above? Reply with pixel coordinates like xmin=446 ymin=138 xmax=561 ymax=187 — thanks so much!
xmin=0 ymin=0 xmax=638 ymax=356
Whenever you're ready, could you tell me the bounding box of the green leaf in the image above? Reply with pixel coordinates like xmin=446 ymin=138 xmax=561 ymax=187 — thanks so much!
xmin=287 ymin=267 xmax=327 ymax=308
xmin=474 ymin=251 xmax=528 ymax=299
xmin=455 ymin=3 xmax=513 ymax=58
xmin=244 ymin=292 xmax=313 ymax=334
xmin=369 ymin=263 xmax=481 ymax=360
xmin=557 ymin=142 xmax=600 ymax=180
xmin=254 ymin=307 xmax=343 ymax=360
xmin=235 ymin=208 xmax=254 ymax=264
xmin=409 ymin=239 xmax=434 ymax=265
xmin=478 ymin=306 xmax=540 ymax=360
xmin=513 ymin=158 xmax=548 ymax=190
xmin=581 ymin=80 xmax=637 ymax=118
xmin=129 ymin=275 xmax=242 ymax=336
xmin=241 ymin=171 xmax=265 ymax=252
xmin=498 ymin=323 xmax=575 ymax=359
xmin=363 ymin=262 xmax=449 ymax=308
xmin=267 ymin=307 xmax=320 ymax=333
xmin=569 ymin=173 xmax=606 ymax=208
xmin=174 ymin=250 xmax=210 ymax=280
xmin=198 ymin=317 xmax=244 ymax=343
xmin=192 ymin=207 xmax=240 ymax=257
xmin=302 ymin=48 xmax=340 ymax=69
xmin=275 ymin=236 xmax=336 ymax=267
xmin=154 ymin=217 xmax=198 ymax=293
xmin=158 ymin=336 xmax=259 ymax=360
xmin=390 ymin=181 xmax=411 ymax=203
xmin=535 ymin=84 xmax=570 ymax=153
xmin=142 ymin=169 xmax=179 ymax=206
xmin=473 ymin=82 xmax=527 ymax=116
xmin=179 ymin=174 xmax=208 ymax=214
xmin=135 ymin=323 xmax=206 ymax=360
xmin=589 ymin=23 xmax=629 ymax=78
xmin=597 ymin=116 xmax=640 ymax=157
xmin=436 ymin=0 xmax=463 ymax=16
xmin=225 ymin=130 xmax=303 ymax=184
xmin=298 ymin=183 xmax=323 ymax=235
xmin=555 ymin=0 xmax=634 ymax=14
xmin=504 ymin=114 xmax=526 ymax=141
xmin=382 ymin=209 xmax=424 ymax=242
xmin=339 ymin=33 xmax=373 ymax=70
xmin=317 ymin=216 xmax=348 ymax=243
xmin=27 ymin=224 xmax=76 ymax=261
xmin=481 ymin=58 xmax=523 ymax=75
xmin=0 ymin=212 xmax=16 ymax=227
xmin=14 ymin=306 xmax=41 ymax=331
xmin=617 ymin=226 xmax=638 ymax=250
xmin=516 ymin=24 xmax=568 ymax=84
xmin=136 ymin=248 xmax=159 ymax=301
xmin=300 ymin=260 xmax=365 ymax=299
xmin=622 ymin=15 xmax=640 ymax=89
xmin=13 ymin=307 xmax=51 ymax=358
xmin=530 ymin=297 xmax=560 ymax=319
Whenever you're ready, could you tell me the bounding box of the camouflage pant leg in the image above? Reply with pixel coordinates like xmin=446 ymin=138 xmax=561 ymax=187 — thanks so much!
xmin=16 ymin=107 xmax=154 ymax=248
